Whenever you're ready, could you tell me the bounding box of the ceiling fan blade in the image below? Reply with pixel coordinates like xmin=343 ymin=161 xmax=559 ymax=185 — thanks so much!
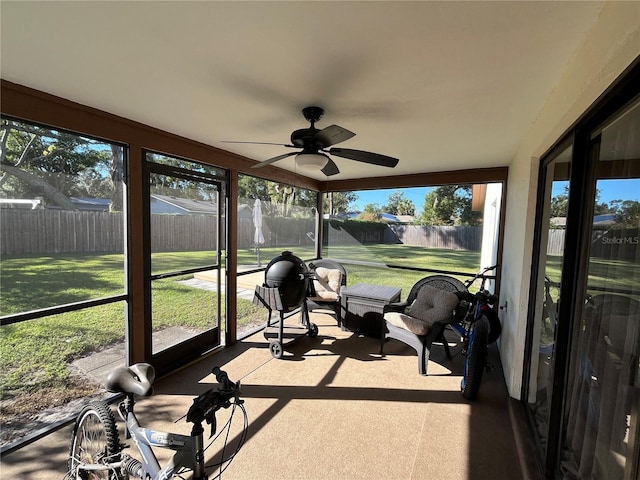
xmin=251 ymin=151 xmax=297 ymax=169
xmin=321 ymin=158 xmax=340 ymax=176
xmin=313 ymin=125 xmax=355 ymax=148
xmin=327 ymin=148 xmax=399 ymax=168
xmin=222 ymin=140 xmax=295 ymax=147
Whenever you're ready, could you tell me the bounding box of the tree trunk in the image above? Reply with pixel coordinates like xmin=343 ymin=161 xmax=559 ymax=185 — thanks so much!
xmin=0 ymin=163 xmax=77 ymax=210
xmin=110 ymin=145 xmax=124 ymax=211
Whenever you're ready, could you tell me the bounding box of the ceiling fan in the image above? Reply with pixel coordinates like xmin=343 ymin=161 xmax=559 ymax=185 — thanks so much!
xmin=223 ymin=106 xmax=399 ymax=176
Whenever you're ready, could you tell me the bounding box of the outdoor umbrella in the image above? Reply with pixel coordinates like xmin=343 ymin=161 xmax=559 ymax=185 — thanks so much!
xmin=253 ymin=198 xmax=265 ymax=266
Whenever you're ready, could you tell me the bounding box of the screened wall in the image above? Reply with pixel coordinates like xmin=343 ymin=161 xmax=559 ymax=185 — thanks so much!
xmin=0 ymin=118 xmax=127 ymax=448
xmin=235 ymin=173 xmax=319 ymax=338
xmin=322 ymin=183 xmax=504 ymax=295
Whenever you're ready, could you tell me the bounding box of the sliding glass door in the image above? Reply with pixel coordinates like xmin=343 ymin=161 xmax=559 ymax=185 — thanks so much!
xmin=527 ymin=142 xmax=572 ymax=459
xmin=561 ymin=98 xmax=639 ymax=480
xmin=527 ymin=88 xmax=640 ymax=479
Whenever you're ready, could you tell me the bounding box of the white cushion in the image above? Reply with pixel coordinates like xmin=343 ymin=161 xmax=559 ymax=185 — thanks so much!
xmin=311 ymin=267 xmax=342 ymax=301
xmin=309 ymin=290 xmax=339 ymax=302
xmin=385 ymin=311 xmax=431 ymax=335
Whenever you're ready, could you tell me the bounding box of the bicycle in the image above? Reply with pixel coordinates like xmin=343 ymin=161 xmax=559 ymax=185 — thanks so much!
xmin=66 ymin=363 xmax=247 ymax=480
xmin=450 ymin=265 xmax=501 ymax=400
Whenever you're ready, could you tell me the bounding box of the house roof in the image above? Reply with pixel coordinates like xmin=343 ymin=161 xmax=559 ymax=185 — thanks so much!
xmin=150 ymin=194 xmax=216 ymax=214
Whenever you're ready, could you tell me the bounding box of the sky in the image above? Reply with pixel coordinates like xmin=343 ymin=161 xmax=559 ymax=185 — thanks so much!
xmin=352 ymin=178 xmax=639 ymax=214
xmin=351 ymin=186 xmax=430 ymax=213
xmin=551 ymin=178 xmax=639 ymax=204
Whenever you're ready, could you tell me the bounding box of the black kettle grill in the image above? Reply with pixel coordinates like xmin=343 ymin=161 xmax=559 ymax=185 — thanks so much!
xmin=255 ymin=251 xmax=318 ymax=358
xmin=264 ymin=251 xmax=310 ymax=310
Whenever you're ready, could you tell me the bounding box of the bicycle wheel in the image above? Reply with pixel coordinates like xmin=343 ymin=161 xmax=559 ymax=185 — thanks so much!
xmin=461 ymin=315 xmax=490 ymax=400
xmin=68 ymin=401 xmax=123 ymax=480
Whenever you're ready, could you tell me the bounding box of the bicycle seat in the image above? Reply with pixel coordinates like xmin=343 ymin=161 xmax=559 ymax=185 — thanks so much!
xmin=105 ymin=363 xmax=155 ymax=397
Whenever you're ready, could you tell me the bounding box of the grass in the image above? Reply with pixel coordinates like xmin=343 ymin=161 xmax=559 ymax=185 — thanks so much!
xmin=1 ymin=245 xmax=637 ymax=444
xmin=240 ymin=244 xmax=484 ymax=292
xmin=0 ymin=253 xmax=126 ymax=315
xmin=0 ymin=247 xmax=477 ymax=398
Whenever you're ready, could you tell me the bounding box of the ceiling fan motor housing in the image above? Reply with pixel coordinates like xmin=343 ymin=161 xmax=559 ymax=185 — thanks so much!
xmin=240 ymin=104 xmax=398 ymax=174
xmin=291 ymin=106 xmax=325 ymax=148
xmin=291 ymin=128 xmax=320 ymax=148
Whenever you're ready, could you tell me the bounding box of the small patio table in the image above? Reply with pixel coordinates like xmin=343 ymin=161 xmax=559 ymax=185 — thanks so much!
xmin=340 ymin=283 xmax=402 ymax=338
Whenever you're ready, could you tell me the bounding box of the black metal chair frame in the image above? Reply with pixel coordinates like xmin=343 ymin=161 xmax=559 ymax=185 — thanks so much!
xmin=381 ymin=275 xmax=468 ymax=375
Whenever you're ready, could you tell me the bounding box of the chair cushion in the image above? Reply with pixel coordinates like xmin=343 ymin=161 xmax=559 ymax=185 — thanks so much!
xmin=309 ymin=290 xmax=339 ymax=302
xmin=407 ymin=285 xmax=459 ymax=324
xmin=309 ymin=267 xmax=342 ymax=302
xmin=385 ymin=311 xmax=432 ymax=335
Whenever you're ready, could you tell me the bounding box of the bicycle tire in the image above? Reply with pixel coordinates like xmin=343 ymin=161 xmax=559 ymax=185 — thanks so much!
xmin=461 ymin=315 xmax=490 ymax=400
xmin=68 ymin=401 xmax=123 ymax=480
xmin=484 ymin=308 xmax=502 ymax=345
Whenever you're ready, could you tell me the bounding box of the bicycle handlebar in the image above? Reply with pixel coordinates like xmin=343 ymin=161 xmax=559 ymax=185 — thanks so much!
xmin=186 ymin=367 xmax=243 ymax=429
xmin=464 ymin=264 xmax=498 ymax=288
xmin=476 ymin=289 xmax=498 ymax=305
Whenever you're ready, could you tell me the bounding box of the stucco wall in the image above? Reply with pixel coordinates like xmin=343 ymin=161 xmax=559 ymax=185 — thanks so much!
xmin=499 ymin=2 xmax=640 ymax=398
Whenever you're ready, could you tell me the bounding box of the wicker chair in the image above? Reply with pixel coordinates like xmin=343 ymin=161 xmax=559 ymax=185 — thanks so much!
xmin=381 ymin=275 xmax=468 ymax=375
xmin=306 ymin=259 xmax=347 ymax=327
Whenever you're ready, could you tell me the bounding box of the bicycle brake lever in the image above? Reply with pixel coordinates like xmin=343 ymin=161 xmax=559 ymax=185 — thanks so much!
xmin=207 ymin=412 xmax=217 ymax=438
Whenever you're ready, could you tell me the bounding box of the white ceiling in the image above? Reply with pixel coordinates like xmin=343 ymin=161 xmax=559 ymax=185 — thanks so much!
xmin=1 ymin=1 xmax=605 ymax=181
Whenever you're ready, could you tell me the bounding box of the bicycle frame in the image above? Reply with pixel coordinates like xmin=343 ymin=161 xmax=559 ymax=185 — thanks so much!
xmin=70 ymin=365 xmax=245 ymax=480
xmin=119 ymin=402 xmax=206 ymax=480
xmin=451 ymin=265 xmax=499 ymax=346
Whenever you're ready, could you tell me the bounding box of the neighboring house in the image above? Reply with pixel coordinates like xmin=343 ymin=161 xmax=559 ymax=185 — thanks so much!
xmin=237 ymin=203 xmax=254 ymax=220
xmin=69 ymin=197 xmax=111 ymax=212
xmin=150 ymin=194 xmax=216 ymax=215
xmin=551 ymin=214 xmax=617 ymax=228
xmin=0 ymin=198 xmax=43 ymax=209
xmin=593 ymin=213 xmax=617 ymax=225
xmin=0 ymin=197 xmax=111 ymax=211
xmin=388 ymin=214 xmax=415 ymax=224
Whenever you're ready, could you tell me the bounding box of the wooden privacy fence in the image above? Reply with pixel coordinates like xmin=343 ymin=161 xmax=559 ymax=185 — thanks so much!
xmin=547 ymin=229 xmax=565 ymax=256
xmin=0 ymin=209 xmax=222 ymax=255
xmin=388 ymin=225 xmax=482 ymax=250
xmin=2 ymin=209 xmax=125 ymax=255
xmin=0 ymin=210 xmax=314 ymax=254
xmin=238 ymin=217 xmax=316 ymax=249
xmin=8 ymin=209 xmax=630 ymax=258
xmin=543 ymin=228 xmax=638 ymax=260
xmin=5 ymin=211 xmax=481 ymax=254
xmin=151 ymin=214 xmax=220 ymax=251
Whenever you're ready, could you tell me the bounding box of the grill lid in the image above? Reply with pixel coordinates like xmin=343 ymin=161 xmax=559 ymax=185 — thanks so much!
xmin=264 ymin=251 xmax=309 ymax=309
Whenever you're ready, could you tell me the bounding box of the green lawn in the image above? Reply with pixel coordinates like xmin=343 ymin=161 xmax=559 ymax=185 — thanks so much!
xmin=0 ymin=246 xmax=478 ymax=400
xmin=1 ymin=245 xmax=637 ymax=430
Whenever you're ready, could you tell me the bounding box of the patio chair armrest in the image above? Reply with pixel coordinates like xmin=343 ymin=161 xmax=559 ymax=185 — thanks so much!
xmin=431 ymin=315 xmax=457 ymax=327
xmin=384 ymin=301 xmax=410 ymax=314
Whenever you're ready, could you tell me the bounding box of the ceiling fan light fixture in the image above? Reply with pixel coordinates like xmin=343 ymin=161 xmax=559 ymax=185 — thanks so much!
xmin=295 ymin=152 xmax=329 ymax=170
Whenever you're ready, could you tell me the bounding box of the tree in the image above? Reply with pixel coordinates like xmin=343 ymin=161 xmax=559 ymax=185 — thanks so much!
xmin=419 ymin=185 xmax=480 ymax=226
xmin=237 ymin=174 xmax=316 ymax=217
xmin=0 ymin=119 xmax=115 ymax=210
xmin=324 ymin=191 xmax=357 ymax=216
xmin=593 ymin=193 xmax=614 ymax=215
xmin=383 ymin=191 xmax=415 ymax=216
xmin=610 ymin=199 xmax=640 ymax=227
xmin=238 ymin=174 xmax=271 ymax=202
xmin=109 ymin=146 xmax=124 ymax=211
xmin=357 ymin=203 xmax=382 ymax=222
xmin=551 ymin=186 xmax=613 ymax=218
xmin=549 ymin=186 xmax=569 ymax=218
